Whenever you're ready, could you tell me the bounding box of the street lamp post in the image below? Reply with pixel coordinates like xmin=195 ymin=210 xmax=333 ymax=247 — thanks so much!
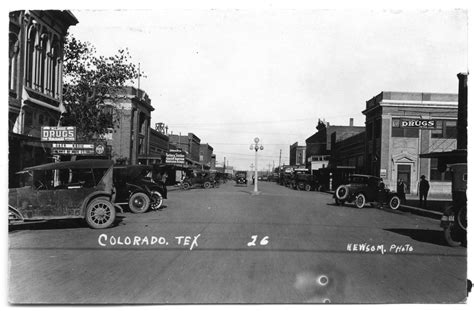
xmin=250 ymin=137 xmax=264 ymax=194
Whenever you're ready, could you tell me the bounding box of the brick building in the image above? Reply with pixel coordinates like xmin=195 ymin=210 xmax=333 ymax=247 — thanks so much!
xmin=289 ymin=142 xmax=306 ymax=166
xmin=199 ymin=143 xmax=214 ymax=169
xmin=168 ymin=133 xmax=201 ymax=164
xmin=362 ymin=91 xmax=458 ymax=194
xmin=8 ymin=10 xmax=78 ymax=186
xmin=305 ymin=118 xmax=364 ymax=172
xmin=105 ymin=87 xmax=154 ymax=165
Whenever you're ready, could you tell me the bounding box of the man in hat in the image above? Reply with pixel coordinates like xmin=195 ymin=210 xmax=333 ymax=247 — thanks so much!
xmin=419 ymin=175 xmax=430 ymax=209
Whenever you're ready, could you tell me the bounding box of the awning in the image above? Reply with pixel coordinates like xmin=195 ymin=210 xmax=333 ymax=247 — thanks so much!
xmin=419 ymin=149 xmax=467 ymax=164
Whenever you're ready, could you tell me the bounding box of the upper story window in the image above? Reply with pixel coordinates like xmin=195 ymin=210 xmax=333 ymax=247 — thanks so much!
xmin=9 ymin=32 xmax=19 ymax=93
xmin=391 ymin=119 xmax=419 ymax=138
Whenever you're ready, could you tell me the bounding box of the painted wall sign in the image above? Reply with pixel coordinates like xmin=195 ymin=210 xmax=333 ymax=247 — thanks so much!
xmin=165 ymin=150 xmax=186 ymax=164
xmin=41 ymin=126 xmax=76 ymax=141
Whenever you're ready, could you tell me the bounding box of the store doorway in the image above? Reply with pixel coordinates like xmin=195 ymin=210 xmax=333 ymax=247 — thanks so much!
xmin=397 ymin=164 xmax=411 ymax=194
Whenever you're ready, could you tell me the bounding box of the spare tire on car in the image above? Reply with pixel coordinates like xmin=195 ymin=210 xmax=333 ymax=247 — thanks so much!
xmin=335 ymin=185 xmax=349 ymax=200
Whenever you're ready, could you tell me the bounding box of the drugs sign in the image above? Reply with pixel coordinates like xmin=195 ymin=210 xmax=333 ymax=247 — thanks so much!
xmin=165 ymin=150 xmax=186 ymax=164
xmin=400 ymin=119 xmax=436 ymax=129
xmin=41 ymin=126 xmax=76 ymax=141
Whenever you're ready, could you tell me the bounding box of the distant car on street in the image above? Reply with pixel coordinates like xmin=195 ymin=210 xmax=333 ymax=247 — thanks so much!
xmin=334 ymin=174 xmax=401 ymax=210
xmin=113 ymin=165 xmax=167 ymax=213
xmin=181 ymin=170 xmax=217 ymax=190
xmin=8 ymin=159 xmax=117 ymax=229
xmin=235 ymin=171 xmax=248 ymax=185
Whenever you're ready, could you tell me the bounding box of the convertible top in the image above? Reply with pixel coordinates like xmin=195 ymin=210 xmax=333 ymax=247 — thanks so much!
xmin=23 ymin=159 xmax=114 ymax=171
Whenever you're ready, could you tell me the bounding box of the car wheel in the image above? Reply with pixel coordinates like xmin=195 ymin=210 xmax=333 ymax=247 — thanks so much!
xmin=444 ymin=207 xmax=467 ymax=247
xmin=182 ymin=182 xmax=190 ymax=190
xmin=204 ymin=181 xmax=211 ymax=189
xmin=128 ymin=192 xmax=150 ymax=213
xmin=335 ymin=185 xmax=349 ymax=200
xmin=150 ymin=191 xmax=163 ymax=210
xmin=389 ymin=196 xmax=401 ymax=210
xmin=85 ymin=198 xmax=116 ymax=229
xmin=355 ymin=193 xmax=366 ymax=208
xmin=305 ymin=184 xmax=312 ymax=191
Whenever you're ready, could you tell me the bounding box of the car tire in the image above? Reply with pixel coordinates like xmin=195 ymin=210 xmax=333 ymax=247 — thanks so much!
xmin=444 ymin=207 xmax=467 ymax=247
xmin=128 ymin=192 xmax=150 ymax=213
xmin=355 ymin=193 xmax=366 ymax=209
xmin=389 ymin=196 xmax=401 ymax=210
xmin=335 ymin=185 xmax=349 ymax=200
xmin=305 ymin=184 xmax=312 ymax=192
xmin=182 ymin=182 xmax=190 ymax=190
xmin=150 ymin=191 xmax=163 ymax=210
xmin=85 ymin=198 xmax=116 ymax=229
xmin=203 ymin=181 xmax=211 ymax=189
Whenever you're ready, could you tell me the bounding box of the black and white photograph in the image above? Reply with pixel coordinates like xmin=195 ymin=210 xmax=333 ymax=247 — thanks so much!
xmin=4 ymin=0 xmax=472 ymax=305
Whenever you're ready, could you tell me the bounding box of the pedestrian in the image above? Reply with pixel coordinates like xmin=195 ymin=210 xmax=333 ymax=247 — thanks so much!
xmin=419 ymin=175 xmax=430 ymax=209
xmin=377 ymin=179 xmax=386 ymax=208
xmin=252 ymin=175 xmax=255 ymax=185
xmin=397 ymin=178 xmax=407 ymax=204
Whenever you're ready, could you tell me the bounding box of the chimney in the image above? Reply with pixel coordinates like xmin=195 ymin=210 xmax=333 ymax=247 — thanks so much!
xmin=349 ymin=118 xmax=354 ymax=127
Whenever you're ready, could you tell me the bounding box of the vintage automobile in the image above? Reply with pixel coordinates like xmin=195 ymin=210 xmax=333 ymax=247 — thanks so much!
xmin=235 ymin=171 xmax=248 ymax=185
xmin=113 ymin=165 xmax=167 ymax=213
xmin=181 ymin=170 xmax=217 ymax=190
xmin=8 ymin=159 xmax=118 ymax=229
xmin=333 ymin=174 xmax=401 ymax=210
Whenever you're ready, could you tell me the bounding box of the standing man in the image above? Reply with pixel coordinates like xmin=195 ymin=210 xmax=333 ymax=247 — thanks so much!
xmin=419 ymin=175 xmax=430 ymax=209
xmin=397 ymin=178 xmax=407 ymax=204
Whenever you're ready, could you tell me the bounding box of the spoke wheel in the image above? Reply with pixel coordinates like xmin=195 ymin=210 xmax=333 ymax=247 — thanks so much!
xmin=150 ymin=191 xmax=163 ymax=210
xmin=85 ymin=198 xmax=115 ymax=229
xmin=305 ymin=184 xmax=312 ymax=191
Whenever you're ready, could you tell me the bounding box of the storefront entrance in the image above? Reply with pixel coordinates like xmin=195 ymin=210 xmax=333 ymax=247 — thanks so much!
xmin=397 ymin=164 xmax=411 ymax=194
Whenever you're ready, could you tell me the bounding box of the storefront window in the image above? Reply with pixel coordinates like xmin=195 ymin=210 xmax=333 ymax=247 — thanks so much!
xmin=430 ymin=158 xmax=452 ymax=181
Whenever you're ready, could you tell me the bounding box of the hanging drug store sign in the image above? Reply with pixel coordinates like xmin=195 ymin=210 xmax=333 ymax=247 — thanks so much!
xmin=165 ymin=150 xmax=185 ymax=164
xmin=41 ymin=126 xmax=76 ymax=141
xmin=52 ymin=142 xmax=107 ymax=155
xmin=398 ymin=119 xmax=436 ymax=129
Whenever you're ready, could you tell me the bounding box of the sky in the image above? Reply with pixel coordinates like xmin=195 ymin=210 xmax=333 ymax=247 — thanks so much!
xmin=65 ymin=8 xmax=468 ymax=171
xmin=3 ymin=1 xmax=468 ymax=171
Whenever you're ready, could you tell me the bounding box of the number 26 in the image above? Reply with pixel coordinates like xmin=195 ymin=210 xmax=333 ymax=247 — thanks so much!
xmin=247 ymin=235 xmax=269 ymax=246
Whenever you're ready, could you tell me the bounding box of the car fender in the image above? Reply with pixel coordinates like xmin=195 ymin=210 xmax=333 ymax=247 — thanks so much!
xmin=80 ymin=191 xmax=114 ymax=217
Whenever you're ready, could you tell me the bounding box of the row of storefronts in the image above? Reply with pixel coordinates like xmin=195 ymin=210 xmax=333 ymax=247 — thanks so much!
xmin=8 ymin=10 xmax=219 ymax=188
xmin=292 ymin=81 xmax=466 ymax=195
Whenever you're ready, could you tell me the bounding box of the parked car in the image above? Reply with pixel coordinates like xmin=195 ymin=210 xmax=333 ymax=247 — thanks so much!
xmin=235 ymin=171 xmax=248 ymax=185
xmin=113 ymin=165 xmax=167 ymax=213
xmin=8 ymin=159 xmax=117 ymax=229
xmin=181 ymin=170 xmax=217 ymax=190
xmin=333 ymin=174 xmax=401 ymax=210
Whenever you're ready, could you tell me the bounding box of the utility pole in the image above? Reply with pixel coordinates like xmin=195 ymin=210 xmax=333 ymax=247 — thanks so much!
xmin=278 ymin=149 xmax=282 ymax=183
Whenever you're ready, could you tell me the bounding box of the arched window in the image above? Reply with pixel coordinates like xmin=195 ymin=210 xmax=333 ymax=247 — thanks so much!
xmin=25 ymin=24 xmax=37 ymax=88
xmin=51 ymin=38 xmax=60 ymax=98
xmin=9 ymin=32 xmax=19 ymax=92
xmin=39 ymin=33 xmax=49 ymax=93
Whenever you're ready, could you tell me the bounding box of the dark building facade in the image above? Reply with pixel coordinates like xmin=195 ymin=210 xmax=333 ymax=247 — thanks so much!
xmin=148 ymin=128 xmax=170 ymax=164
xmin=199 ymin=143 xmax=214 ymax=168
xmin=305 ymin=118 xmax=365 ymax=172
xmin=289 ymin=142 xmax=306 ymax=166
xmin=9 ymin=10 xmax=78 ymax=186
xmin=105 ymin=87 xmax=154 ymax=165
xmin=168 ymin=133 xmax=201 ymax=163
